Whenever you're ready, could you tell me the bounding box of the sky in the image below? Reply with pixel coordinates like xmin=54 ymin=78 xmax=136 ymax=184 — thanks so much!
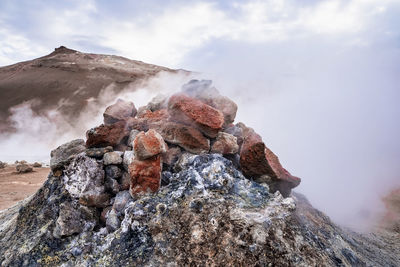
xmin=1 ymin=0 xmax=400 ymax=229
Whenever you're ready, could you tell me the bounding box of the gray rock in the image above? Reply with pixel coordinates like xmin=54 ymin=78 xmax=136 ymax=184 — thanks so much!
xmin=106 ymin=209 xmax=120 ymax=232
xmin=113 ymin=191 xmax=132 ymax=215
xmin=50 ymin=139 xmax=86 ymax=171
xmin=85 ymin=146 xmax=113 ymax=159
xmin=119 ymin=172 xmax=131 ymax=191
xmin=105 ymin=177 xmax=120 ymax=195
xmin=173 ymin=152 xmax=197 ymax=172
xmin=32 ymin=162 xmax=42 ymax=168
xmin=103 ymin=152 xmax=123 ymax=165
xmin=0 ymin=161 xmax=6 ymax=169
xmin=1 ymin=154 xmax=399 ymax=267
xmin=162 ymin=146 xmax=181 ymax=167
xmin=53 ymin=202 xmax=97 ymax=238
xmin=122 ymin=150 xmax=135 ymax=171
xmin=105 ymin=165 xmax=122 ymax=179
xmin=211 ymin=132 xmax=239 ymax=155
xmin=103 ymin=99 xmax=137 ymax=125
xmin=146 ymin=93 xmax=168 ymax=111
xmin=63 ymin=154 xmax=109 ymax=207
xmin=127 ymin=129 xmax=140 ymax=147
xmin=16 ymin=164 xmax=33 ymax=173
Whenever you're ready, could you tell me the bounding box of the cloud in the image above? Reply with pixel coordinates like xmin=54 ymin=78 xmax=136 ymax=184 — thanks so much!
xmin=0 ymin=0 xmax=398 ymax=67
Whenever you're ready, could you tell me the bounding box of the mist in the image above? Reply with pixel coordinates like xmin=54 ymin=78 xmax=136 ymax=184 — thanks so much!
xmin=1 ymin=0 xmax=399 ymax=231
xmin=183 ymin=39 xmax=400 ymax=229
xmin=0 ymin=71 xmax=193 ymax=164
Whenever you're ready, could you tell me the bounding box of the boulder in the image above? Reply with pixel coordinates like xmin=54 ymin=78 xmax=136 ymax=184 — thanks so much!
xmin=211 ymin=132 xmax=239 ymax=155
xmin=133 ymin=129 xmax=167 ymax=160
xmin=85 ymin=146 xmax=113 ymax=159
xmin=182 ymin=80 xmax=238 ymax=125
xmin=0 ymin=161 xmax=7 ymax=169
xmin=168 ymin=94 xmax=224 ymax=138
xmin=103 ymin=99 xmax=137 ymax=125
xmin=86 ymin=121 xmax=129 ymax=148
xmin=149 ymin=121 xmax=210 ymax=154
xmin=129 ymin=155 xmax=162 ymax=196
xmin=16 ymin=164 xmax=33 ymax=173
xmin=103 ymin=152 xmax=123 ymax=165
xmin=32 ymin=162 xmax=42 ymax=168
xmin=50 ymin=139 xmax=86 ymax=171
xmin=239 ymin=127 xmax=301 ymax=197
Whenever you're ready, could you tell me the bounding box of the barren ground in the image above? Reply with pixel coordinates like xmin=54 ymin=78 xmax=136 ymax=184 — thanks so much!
xmin=0 ymin=165 xmax=49 ymax=211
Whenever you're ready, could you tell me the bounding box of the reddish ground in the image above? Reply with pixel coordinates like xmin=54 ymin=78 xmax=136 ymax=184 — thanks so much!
xmin=0 ymin=165 xmax=49 ymax=210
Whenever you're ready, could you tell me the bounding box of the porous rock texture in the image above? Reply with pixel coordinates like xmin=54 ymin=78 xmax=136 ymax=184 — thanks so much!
xmin=0 ymin=80 xmax=398 ymax=266
xmin=0 ymin=154 xmax=399 ymax=266
xmin=168 ymin=93 xmax=224 ymax=138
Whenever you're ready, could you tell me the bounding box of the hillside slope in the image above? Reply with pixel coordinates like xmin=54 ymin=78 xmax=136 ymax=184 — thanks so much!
xmin=0 ymin=46 xmax=184 ymax=132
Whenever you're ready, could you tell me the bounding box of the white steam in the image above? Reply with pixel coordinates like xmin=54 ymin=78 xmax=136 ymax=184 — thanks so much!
xmin=0 ymin=71 xmax=193 ymax=164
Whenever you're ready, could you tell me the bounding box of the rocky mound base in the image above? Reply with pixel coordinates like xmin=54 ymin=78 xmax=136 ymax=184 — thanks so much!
xmin=0 ymin=80 xmax=399 ymax=266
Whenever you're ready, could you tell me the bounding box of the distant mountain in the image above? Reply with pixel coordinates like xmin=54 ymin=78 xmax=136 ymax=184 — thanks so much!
xmin=0 ymin=46 xmax=186 ymax=132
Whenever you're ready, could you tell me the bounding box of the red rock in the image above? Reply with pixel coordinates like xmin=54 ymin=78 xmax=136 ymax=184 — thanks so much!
xmin=149 ymin=121 xmax=210 ymax=154
xmin=86 ymin=121 xmax=129 ymax=148
xmin=133 ymin=129 xmax=167 ymax=160
xmin=129 ymin=155 xmax=162 ymax=195
xmin=103 ymin=99 xmax=137 ymax=125
xmin=137 ymin=108 xmax=169 ymax=121
xmin=168 ymin=94 xmax=224 ymax=138
xmin=211 ymin=132 xmax=239 ymax=155
xmin=182 ymin=80 xmax=238 ymax=125
xmin=239 ymin=126 xmax=300 ymax=197
xmin=125 ymin=117 xmax=149 ymax=132
xmin=125 ymin=109 xmax=171 ymax=135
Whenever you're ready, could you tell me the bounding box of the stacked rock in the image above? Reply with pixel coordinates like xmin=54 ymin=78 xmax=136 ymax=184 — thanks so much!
xmin=50 ymin=80 xmax=301 ymax=232
xmin=84 ymin=80 xmax=300 ymax=198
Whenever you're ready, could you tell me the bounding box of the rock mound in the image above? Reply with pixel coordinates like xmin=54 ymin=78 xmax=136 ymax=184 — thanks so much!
xmin=0 ymin=80 xmax=399 ymax=266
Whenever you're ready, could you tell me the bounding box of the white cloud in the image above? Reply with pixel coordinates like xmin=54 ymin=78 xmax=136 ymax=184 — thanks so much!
xmin=0 ymin=0 xmax=396 ymax=67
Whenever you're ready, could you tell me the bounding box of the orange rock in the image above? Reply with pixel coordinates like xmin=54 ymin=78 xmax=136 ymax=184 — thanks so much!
xmin=133 ymin=129 xmax=167 ymax=160
xmin=168 ymin=94 xmax=224 ymax=138
xmin=129 ymin=155 xmax=162 ymax=195
xmin=149 ymin=121 xmax=210 ymax=154
xmin=137 ymin=109 xmax=169 ymax=121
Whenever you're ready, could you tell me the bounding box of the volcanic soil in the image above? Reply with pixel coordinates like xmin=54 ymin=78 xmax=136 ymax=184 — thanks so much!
xmin=0 ymin=165 xmax=49 ymax=210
